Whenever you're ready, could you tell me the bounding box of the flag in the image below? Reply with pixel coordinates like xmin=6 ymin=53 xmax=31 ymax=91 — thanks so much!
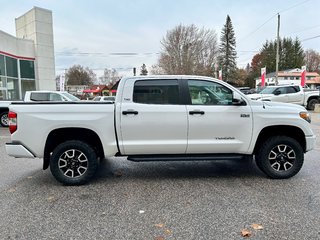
xmin=261 ymin=67 xmax=266 ymax=87
xmin=60 ymin=74 xmax=65 ymax=91
xmin=301 ymin=66 xmax=306 ymax=87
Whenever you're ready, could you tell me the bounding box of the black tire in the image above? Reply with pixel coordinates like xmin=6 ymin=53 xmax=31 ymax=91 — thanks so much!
xmin=50 ymin=140 xmax=98 ymax=185
xmin=256 ymin=136 xmax=304 ymax=179
xmin=0 ymin=112 xmax=8 ymax=127
xmin=307 ymin=99 xmax=319 ymax=111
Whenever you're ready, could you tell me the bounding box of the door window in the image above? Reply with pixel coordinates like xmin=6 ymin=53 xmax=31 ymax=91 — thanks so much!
xmin=187 ymin=80 xmax=232 ymax=105
xmin=133 ymin=80 xmax=179 ymax=104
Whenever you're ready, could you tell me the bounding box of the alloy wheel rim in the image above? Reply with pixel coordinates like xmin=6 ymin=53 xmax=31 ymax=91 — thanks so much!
xmin=268 ymin=144 xmax=296 ymax=172
xmin=1 ymin=114 xmax=8 ymax=126
xmin=58 ymin=149 xmax=88 ymax=178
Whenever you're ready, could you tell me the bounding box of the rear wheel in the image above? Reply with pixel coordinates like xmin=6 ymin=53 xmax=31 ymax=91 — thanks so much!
xmin=256 ymin=136 xmax=304 ymax=179
xmin=307 ymin=99 xmax=319 ymax=111
xmin=0 ymin=112 xmax=8 ymax=127
xmin=50 ymin=140 xmax=98 ymax=185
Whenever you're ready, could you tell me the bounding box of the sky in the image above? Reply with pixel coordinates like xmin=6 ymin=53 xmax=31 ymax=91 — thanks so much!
xmin=1 ymin=0 xmax=320 ymax=78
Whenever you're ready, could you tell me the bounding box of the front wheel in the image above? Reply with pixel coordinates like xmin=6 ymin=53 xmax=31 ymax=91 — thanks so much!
xmin=256 ymin=136 xmax=304 ymax=179
xmin=50 ymin=140 xmax=98 ymax=185
xmin=0 ymin=112 xmax=9 ymax=127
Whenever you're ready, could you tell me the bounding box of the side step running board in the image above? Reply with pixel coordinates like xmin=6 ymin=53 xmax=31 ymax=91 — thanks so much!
xmin=127 ymin=154 xmax=246 ymax=162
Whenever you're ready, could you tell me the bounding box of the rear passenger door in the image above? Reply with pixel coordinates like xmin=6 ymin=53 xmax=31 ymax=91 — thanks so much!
xmin=119 ymin=79 xmax=188 ymax=155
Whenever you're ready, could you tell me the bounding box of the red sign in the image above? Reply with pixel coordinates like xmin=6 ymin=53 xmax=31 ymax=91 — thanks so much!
xmin=301 ymin=66 xmax=306 ymax=87
xmin=261 ymin=67 xmax=266 ymax=87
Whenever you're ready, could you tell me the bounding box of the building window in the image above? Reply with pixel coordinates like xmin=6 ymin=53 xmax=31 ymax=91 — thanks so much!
xmin=0 ymin=55 xmax=5 ymax=76
xmin=284 ymin=77 xmax=288 ymax=80
xmin=20 ymin=60 xmax=35 ymax=79
xmin=290 ymin=77 xmax=294 ymax=80
xmin=21 ymin=79 xmax=36 ymax=98
xmin=0 ymin=76 xmax=6 ymax=88
xmin=5 ymin=56 xmax=18 ymax=78
xmin=6 ymin=77 xmax=19 ymax=100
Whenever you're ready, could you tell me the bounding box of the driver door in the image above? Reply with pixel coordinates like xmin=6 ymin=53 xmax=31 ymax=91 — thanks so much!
xmin=185 ymin=79 xmax=253 ymax=154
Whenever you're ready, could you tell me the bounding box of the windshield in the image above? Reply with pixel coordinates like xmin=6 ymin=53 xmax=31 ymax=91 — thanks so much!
xmin=259 ymin=87 xmax=276 ymax=94
xmin=61 ymin=92 xmax=80 ymax=101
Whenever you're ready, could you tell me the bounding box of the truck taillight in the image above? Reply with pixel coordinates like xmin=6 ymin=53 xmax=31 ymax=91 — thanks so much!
xmin=8 ymin=111 xmax=17 ymax=134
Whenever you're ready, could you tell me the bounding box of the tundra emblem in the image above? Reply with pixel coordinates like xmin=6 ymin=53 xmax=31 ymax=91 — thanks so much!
xmin=241 ymin=114 xmax=250 ymax=118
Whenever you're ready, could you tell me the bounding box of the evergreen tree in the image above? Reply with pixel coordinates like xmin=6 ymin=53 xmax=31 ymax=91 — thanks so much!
xmin=218 ymin=15 xmax=237 ymax=82
xmin=259 ymin=37 xmax=304 ymax=73
xmin=140 ymin=63 xmax=148 ymax=75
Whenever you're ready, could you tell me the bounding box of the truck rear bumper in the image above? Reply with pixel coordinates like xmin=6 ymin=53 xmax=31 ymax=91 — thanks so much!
xmin=306 ymin=135 xmax=316 ymax=152
xmin=5 ymin=142 xmax=35 ymax=158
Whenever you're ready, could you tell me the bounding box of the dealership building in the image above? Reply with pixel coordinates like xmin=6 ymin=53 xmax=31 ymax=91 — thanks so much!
xmin=0 ymin=7 xmax=55 ymax=100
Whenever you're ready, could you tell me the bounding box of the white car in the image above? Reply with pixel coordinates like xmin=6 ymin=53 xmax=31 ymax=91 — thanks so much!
xmin=247 ymin=85 xmax=320 ymax=110
xmin=24 ymin=91 xmax=80 ymax=102
xmin=93 ymin=96 xmax=115 ymax=102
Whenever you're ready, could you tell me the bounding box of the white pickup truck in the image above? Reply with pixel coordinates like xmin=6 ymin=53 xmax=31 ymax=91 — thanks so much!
xmin=5 ymin=76 xmax=316 ymax=185
xmin=0 ymin=91 xmax=79 ymax=127
xmin=247 ymin=85 xmax=320 ymax=110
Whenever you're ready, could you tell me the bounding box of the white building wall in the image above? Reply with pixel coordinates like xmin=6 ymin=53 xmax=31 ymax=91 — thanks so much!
xmin=15 ymin=7 xmax=55 ymax=90
xmin=0 ymin=30 xmax=35 ymax=58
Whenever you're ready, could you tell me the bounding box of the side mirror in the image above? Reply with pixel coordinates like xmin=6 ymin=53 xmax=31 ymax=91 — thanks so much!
xmin=232 ymin=91 xmax=246 ymax=106
xmin=274 ymin=90 xmax=281 ymax=95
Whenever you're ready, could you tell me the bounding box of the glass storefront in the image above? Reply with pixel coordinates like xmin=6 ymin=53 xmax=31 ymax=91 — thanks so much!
xmin=0 ymin=53 xmax=35 ymax=100
xmin=0 ymin=55 xmax=5 ymax=76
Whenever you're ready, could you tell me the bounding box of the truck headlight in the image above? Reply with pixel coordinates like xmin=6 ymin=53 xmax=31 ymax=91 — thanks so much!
xmin=300 ymin=112 xmax=311 ymax=123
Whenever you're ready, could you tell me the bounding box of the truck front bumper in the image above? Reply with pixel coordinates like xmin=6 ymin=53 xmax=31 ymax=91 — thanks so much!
xmin=306 ymin=135 xmax=317 ymax=152
xmin=5 ymin=142 xmax=35 ymax=158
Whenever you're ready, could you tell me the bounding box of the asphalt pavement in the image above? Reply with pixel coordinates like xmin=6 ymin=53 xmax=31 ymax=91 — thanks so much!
xmin=0 ymin=114 xmax=320 ymax=240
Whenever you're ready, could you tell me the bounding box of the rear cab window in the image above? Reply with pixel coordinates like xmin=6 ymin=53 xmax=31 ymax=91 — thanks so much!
xmin=133 ymin=80 xmax=180 ymax=105
xmin=30 ymin=93 xmax=49 ymax=101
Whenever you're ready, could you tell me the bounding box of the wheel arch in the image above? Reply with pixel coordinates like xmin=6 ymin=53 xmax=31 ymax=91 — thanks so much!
xmin=43 ymin=127 xmax=104 ymax=170
xmin=253 ymin=125 xmax=306 ymax=154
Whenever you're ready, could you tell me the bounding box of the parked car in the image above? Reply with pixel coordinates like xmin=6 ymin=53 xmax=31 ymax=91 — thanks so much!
xmin=93 ymin=96 xmax=115 ymax=102
xmin=247 ymin=85 xmax=320 ymax=110
xmin=24 ymin=91 xmax=80 ymax=102
xmin=0 ymin=91 xmax=79 ymax=127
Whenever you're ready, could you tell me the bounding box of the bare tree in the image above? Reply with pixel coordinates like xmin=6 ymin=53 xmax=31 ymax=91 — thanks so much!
xmin=66 ymin=65 xmax=96 ymax=85
xmin=304 ymin=49 xmax=320 ymax=73
xmin=157 ymin=24 xmax=218 ymax=76
xmin=99 ymin=68 xmax=121 ymax=86
xmin=150 ymin=64 xmax=165 ymax=75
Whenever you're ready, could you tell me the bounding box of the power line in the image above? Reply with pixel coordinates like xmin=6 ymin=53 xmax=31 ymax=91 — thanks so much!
xmin=301 ymin=34 xmax=320 ymax=42
xmin=238 ymin=14 xmax=277 ymax=43
xmin=278 ymin=0 xmax=311 ymax=14
xmin=238 ymin=0 xmax=312 ymax=45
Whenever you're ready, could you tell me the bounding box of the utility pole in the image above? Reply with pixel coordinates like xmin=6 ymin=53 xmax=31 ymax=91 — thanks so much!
xmin=275 ymin=13 xmax=280 ymax=85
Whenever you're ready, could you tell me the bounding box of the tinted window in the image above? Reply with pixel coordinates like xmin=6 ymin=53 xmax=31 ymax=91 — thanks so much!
xmin=286 ymin=86 xmax=299 ymax=94
xmin=5 ymin=56 xmax=18 ymax=78
xmin=275 ymin=87 xmax=286 ymax=94
xmin=188 ymin=80 xmax=232 ymax=105
xmin=20 ymin=60 xmax=35 ymax=79
xmin=133 ymin=80 xmax=179 ymax=105
xmin=30 ymin=93 xmax=49 ymax=101
xmin=0 ymin=55 xmax=5 ymax=76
